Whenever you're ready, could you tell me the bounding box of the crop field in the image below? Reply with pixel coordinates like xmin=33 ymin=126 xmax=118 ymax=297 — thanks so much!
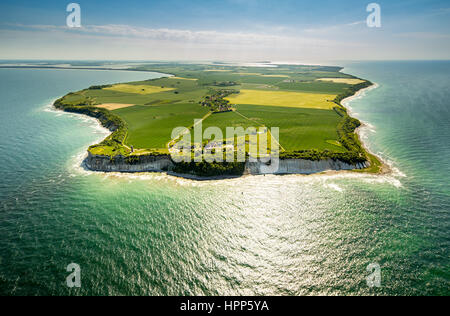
xmin=83 ymin=84 xmax=207 ymax=106
xmin=114 ymin=103 xmax=209 ymax=150
xmin=96 ymin=103 xmax=135 ymax=110
xmin=317 ymin=78 xmax=366 ymax=85
xmin=225 ymin=89 xmax=337 ymax=110
xmin=168 ymin=76 xmax=198 ymax=81
xmin=202 ymin=111 xmax=260 ymax=132
xmin=276 ymin=81 xmax=351 ymax=94
xmin=235 ymin=104 xmax=345 ymax=152
xmin=104 ymin=84 xmax=174 ymax=95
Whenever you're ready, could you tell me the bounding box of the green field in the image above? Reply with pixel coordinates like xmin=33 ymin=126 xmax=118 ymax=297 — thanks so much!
xmin=54 ymin=62 xmax=373 ymax=168
xmin=235 ymin=104 xmax=345 ymax=152
xmin=114 ymin=103 xmax=209 ymax=150
xmin=104 ymin=84 xmax=175 ymax=95
xmin=275 ymin=81 xmax=352 ymax=94
xmin=201 ymin=111 xmax=261 ymax=133
xmin=225 ymin=89 xmax=337 ymax=110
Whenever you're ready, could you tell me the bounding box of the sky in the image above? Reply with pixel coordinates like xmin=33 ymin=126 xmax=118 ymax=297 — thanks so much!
xmin=0 ymin=0 xmax=449 ymax=62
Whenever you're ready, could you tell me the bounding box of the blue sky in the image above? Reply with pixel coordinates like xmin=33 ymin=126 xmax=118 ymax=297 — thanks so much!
xmin=0 ymin=0 xmax=449 ymax=61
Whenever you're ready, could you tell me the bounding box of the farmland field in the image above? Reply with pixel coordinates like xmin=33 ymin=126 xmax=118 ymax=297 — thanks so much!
xmin=317 ymin=78 xmax=366 ymax=85
xmin=54 ymin=62 xmax=372 ymax=163
xmin=104 ymin=84 xmax=175 ymax=95
xmin=201 ymin=111 xmax=261 ymax=133
xmin=96 ymin=103 xmax=135 ymax=110
xmin=225 ymin=89 xmax=337 ymax=110
xmin=235 ymin=104 xmax=345 ymax=152
xmin=276 ymin=81 xmax=351 ymax=94
xmin=114 ymin=103 xmax=209 ymax=150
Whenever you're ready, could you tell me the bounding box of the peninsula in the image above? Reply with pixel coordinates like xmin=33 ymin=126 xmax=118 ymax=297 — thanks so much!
xmin=53 ymin=63 xmax=382 ymax=178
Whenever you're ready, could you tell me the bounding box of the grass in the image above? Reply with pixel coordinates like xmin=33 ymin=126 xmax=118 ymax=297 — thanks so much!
xmin=235 ymin=104 xmax=345 ymax=152
xmin=326 ymin=140 xmax=343 ymax=147
xmin=84 ymin=82 xmax=207 ymax=106
xmin=176 ymin=111 xmax=277 ymax=157
xmin=89 ymin=144 xmax=129 ymax=156
xmin=168 ymin=77 xmax=198 ymax=81
xmin=114 ymin=103 xmax=209 ymax=149
xmin=353 ymin=153 xmax=383 ymax=173
xmin=276 ymin=81 xmax=352 ymax=94
xmin=96 ymin=103 xmax=135 ymax=110
xmin=104 ymin=84 xmax=175 ymax=95
xmin=58 ymin=92 xmax=94 ymax=106
xmin=261 ymin=74 xmax=290 ymax=78
xmin=225 ymin=89 xmax=337 ymax=110
xmin=180 ymin=111 xmax=263 ymax=146
xmin=201 ymin=111 xmax=261 ymax=133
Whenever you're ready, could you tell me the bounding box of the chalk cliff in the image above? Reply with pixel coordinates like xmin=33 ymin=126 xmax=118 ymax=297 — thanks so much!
xmin=86 ymin=152 xmax=174 ymax=172
xmin=85 ymin=153 xmax=368 ymax=176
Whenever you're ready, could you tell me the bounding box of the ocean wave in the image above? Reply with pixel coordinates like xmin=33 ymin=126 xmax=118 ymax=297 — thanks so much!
xmin=324 ymin=183 xmax=344 ymax=192
xmin=68 ymin=164 xmax=406 ymax=190
xmin=42 ymin=98 xmax=111 ymax=136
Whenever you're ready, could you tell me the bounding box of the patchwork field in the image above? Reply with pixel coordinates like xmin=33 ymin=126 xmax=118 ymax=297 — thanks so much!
xmin=55 ymin=62 xmax=372 ymax=165
xmin=114 ymin=103 xmax=209 ymax=150
xmin=104 ymin=84 xmax=175 ymax=95
xmin=201 ymin=111 xmax=261 ymax=132
xmin=96 ymin=103 xmax=135 ymax=110
xmin=235 ymin=104 xmax=345 ymax=152
xmin=225 ymin=89 xmax=337 ymax=110
xmin=168 ymin=76 xmax=198 ymax=81
xmin=276 ymin=81 xmax=351 ymax=94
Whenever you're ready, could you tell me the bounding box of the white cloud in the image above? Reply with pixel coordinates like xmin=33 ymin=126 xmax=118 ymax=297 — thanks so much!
xmin=1 ymin=22 xmax=448 ymax=61
xmin=303 ymin=20 xmax=366 ymax=34
xmin=13 ymin=23 xmax=334 ymax=47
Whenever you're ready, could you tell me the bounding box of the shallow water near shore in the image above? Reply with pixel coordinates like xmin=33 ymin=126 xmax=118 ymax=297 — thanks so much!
xmin=0 ymin=62 xmax=449 ymax=295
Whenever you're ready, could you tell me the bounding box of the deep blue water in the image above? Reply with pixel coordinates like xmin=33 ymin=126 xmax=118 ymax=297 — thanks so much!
xmin=0 ymin=62 xmax=448 ymax=295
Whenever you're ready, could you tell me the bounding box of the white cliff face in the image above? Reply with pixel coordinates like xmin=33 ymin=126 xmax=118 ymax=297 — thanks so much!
xmin=245 ymin=159 xmax=369 ymax=175
xmin=86 ymin=153 xmax=368 ymax=176
xmin=86 ymin=153 xmax=174 ymax=173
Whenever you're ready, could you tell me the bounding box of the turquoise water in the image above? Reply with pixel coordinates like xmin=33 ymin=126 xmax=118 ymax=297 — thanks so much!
xmin=0 ymin=63 xmax=448 ymax=296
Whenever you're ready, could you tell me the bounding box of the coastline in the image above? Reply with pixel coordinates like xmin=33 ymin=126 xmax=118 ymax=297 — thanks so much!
xmin=341 ymin=83 xmax=392 ymax=175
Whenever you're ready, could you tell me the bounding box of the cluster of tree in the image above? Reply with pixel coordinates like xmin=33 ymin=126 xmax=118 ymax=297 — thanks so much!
xmin=88 ymin=84 xmax=113 ymax=90
xmin=337 ymin=115 xmax=362 ymax=152
xmin=333 ymin=105 xmax=363 ymax=151
xmin=210 ymin=81 xmax=238 ymax=87
xmin=123 ymin=152 xmax=167 ymax=165
xmin=173 ymin=161 xmax=245 ymax=177
xmin=280 ymin=149 xmax=366 ymax=165
xmin=200 ymin=89 xmax=239 ymax=113
xmin=334 ymin=80 xmax=373 ymax=105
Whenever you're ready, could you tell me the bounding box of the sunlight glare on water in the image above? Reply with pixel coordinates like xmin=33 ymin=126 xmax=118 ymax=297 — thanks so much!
xmin=0 ymin=63 xmax=449 ymax=295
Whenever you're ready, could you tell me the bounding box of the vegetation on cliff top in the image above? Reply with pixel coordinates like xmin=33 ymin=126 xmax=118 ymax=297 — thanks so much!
xmin=54 ymin=63 xmax=380 ymax=175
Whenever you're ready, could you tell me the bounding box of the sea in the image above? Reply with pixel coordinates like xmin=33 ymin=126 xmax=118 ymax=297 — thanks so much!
xmin=0 ymin=61 xmax=448 ymax=295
